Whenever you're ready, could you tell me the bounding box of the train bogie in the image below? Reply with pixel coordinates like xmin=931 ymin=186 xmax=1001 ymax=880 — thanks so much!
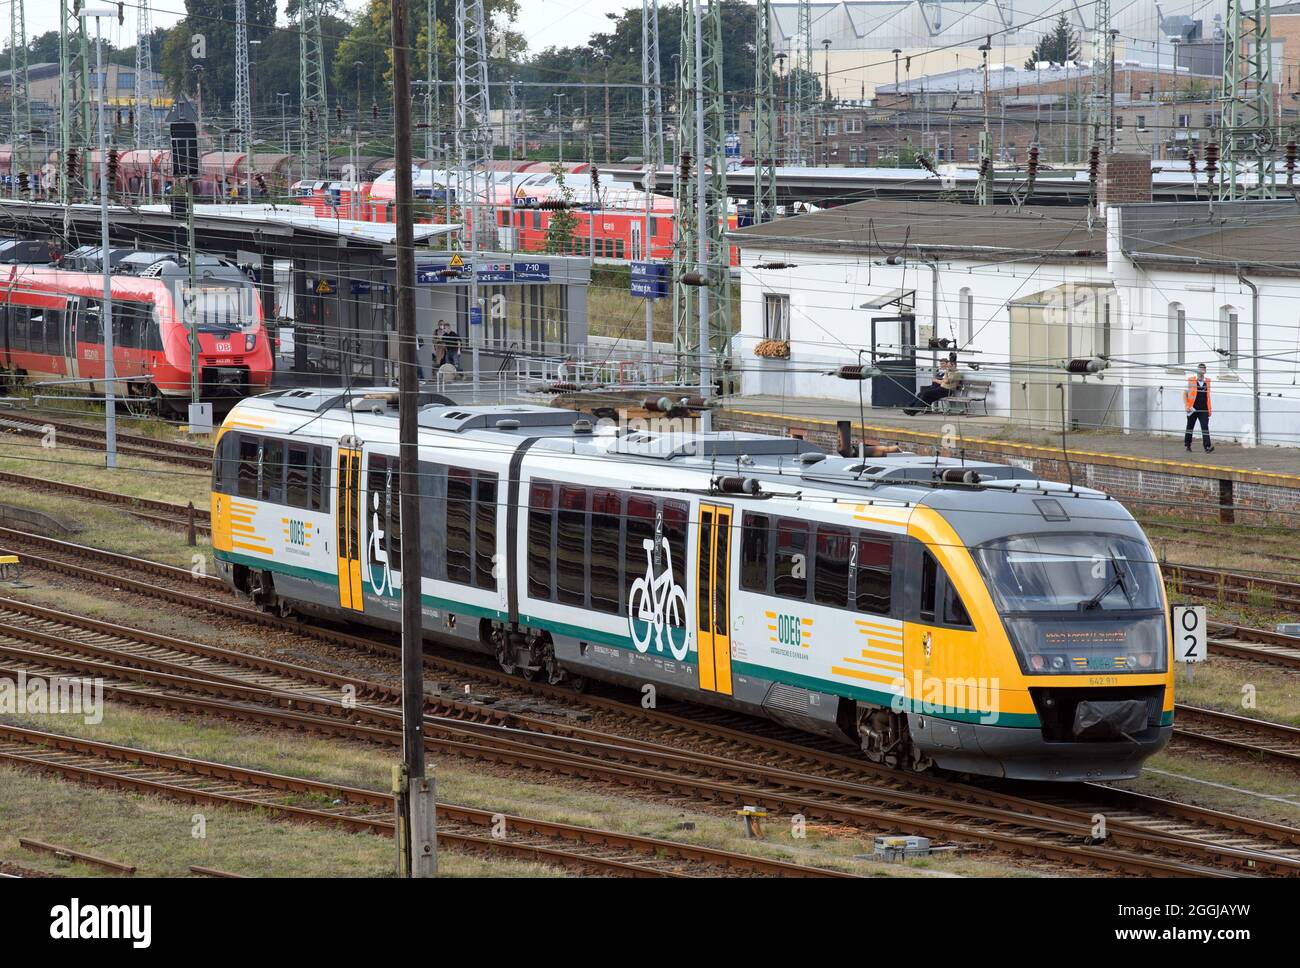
xmin=210 ymin=390 xmax=1175 ymax=782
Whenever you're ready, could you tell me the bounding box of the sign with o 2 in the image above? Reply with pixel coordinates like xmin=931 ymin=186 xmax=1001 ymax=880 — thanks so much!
xmin=1171 ymin=605 xmax=1207 ymax=663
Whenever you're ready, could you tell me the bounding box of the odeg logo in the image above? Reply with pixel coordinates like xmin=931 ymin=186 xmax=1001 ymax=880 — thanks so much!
xmin=49 ymin=899 xmax=152 ymax=949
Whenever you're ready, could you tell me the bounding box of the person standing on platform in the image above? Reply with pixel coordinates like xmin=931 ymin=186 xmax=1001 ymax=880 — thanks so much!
xmin=1184 ymin=362 xmax=1214 ymax=453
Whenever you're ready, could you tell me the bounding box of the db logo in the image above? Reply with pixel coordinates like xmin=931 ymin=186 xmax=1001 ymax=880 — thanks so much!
xmin=215 ymin=341 xmax=232 ymax=353
xmin=923 ymin=631 xmax=933 ymax=660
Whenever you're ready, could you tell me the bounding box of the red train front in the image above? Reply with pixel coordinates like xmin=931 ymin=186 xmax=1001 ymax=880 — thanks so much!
xmin=0 ymin=251 xmax=272 ymax=411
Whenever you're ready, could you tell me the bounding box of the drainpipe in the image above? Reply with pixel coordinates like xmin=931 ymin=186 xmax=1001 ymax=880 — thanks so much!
xmin=1237 ymin=267 xmax=1262 ymax=445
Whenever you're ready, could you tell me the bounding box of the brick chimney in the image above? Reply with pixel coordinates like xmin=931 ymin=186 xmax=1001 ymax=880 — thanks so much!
xmin=1098 ymin=153 xmax=1153 ymax=210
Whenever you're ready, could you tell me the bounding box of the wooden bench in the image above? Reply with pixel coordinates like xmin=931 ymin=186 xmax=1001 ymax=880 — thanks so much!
xmin=938 ymin=378 xmax=993 ymax=416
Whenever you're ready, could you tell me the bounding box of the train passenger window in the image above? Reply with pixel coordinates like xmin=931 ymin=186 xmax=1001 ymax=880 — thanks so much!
xmin=623 ymin=496 xmax=656 ymax=609
xmin=532 ymin=211 xmax=541 ymax=231
xmin=446 ymin=467 xmax=473 ymax=584
xmin=855 ymin=537 xmax=892 ymax=616
xmin=473 ymin=473 xmax=497 ymax=589
xmin=661 ymin=500 xmax=688 ymax=624
xmin=774 ymin=518 xmax=809 ymax=601
xmin=237 ymin=435 xmax=260 ymax=499
xmin=261 ymin=439 xmax=285 ymax=504
xmin=589 ymin=489 xmax=621 ymax=614
xmin=8 ymin=306 xmax=31 ymax=350
xmin=814 ymin=525 xmax=851 ymax=608
xmin=287 ymin=445 xmax=310 ymax=508
xmin=615 ymin=239 xmax=625 ymax=259
xmin=556 ymin=485 xmax=588 ymax=606
xmin=309 ymin=446 xmax=328 ymax=511
xmin=112 ymin=303 xmax=139 ymax=349
xmin=920 ymin=551 xmax=938 ymax=624
xmin=81 ymin=300 xmax=103 ymax=344
xmin=213 ymin=432 xmax=240 ymax=494
xmin=740 ymin=513 xmax=770 ymax=593
xmin=527 ymin=481 xmax=554 ymax=601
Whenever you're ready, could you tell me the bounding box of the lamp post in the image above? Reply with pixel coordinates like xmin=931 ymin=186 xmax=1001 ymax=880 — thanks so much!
xmin=249 ymin=39 xmax=261 ymax=202
xmin=553 ymin=93 xmax=566 ymax=163
xmin=83 ymin=4 xmax=117 ymax=469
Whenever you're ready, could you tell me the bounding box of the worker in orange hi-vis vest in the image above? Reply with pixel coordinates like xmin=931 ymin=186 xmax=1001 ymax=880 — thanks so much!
xmin=1183 ymin=362 xmax=1215 ymax=453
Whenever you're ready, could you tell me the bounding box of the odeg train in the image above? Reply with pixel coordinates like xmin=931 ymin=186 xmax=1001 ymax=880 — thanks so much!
xmin=210 ymin=389 xmax=1175 ymax=781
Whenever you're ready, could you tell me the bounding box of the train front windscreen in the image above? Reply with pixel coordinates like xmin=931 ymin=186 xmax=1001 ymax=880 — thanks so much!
xmin=181 ymin=282 xmax=262 ymax=351
xmin=974 ymin=533 xmax=1168 ymax=676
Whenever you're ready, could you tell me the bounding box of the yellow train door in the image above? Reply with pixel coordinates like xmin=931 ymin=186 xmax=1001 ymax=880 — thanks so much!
xmin=336 ymin=445 xmax=364 ymax=610
xmin=695 ymin=503 xmax=733 ymax=695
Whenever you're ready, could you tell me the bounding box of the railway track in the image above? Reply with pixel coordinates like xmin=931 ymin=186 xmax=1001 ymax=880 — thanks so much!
xmin=1207 ymin=621 xmax=1300 ymax=670
xmin=0 ymin=413 xmax=212 ymax=469
xmin=0 ymin=594 xmax=1295 ymax=877
xmin=0 ymin=723 xmax=842 ymax=878
xmin=1167 ymin=563 xmax=1300 ymax=613
xmin=1171 ymin=705 xmax=1300 ymax=770
xmin=0 ymin=471 xmax=210 ymax=534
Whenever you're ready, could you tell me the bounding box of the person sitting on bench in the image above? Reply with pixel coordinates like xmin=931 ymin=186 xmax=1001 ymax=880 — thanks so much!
xmin=905 ymin=354 xmax=961 ymax=415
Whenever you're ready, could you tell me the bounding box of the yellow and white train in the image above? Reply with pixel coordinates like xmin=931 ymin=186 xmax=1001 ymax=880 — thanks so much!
xmin=210 ymin=388 xmax=1174 ymax=781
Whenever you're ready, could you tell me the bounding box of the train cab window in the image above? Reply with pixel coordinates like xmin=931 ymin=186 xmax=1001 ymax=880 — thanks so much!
xmin=556 ymin=485 xmax=588 ymax=606
xmin=814 ymin=525 xmax=851 ymax=608
xmin=920 ymin=551 xmax=939 ymax=624
xmin=473 ymin=473 xmax=497 ymax=590
xmin=287 ymin=445 xmax=310 ymax=508
xmin=740 ymin=513 xmax=770 ymax=592
xmin=145 ymin=306 xmax=164 ymax=353
xmin=623 ymin=495 xmax=656 ymax=608
xmin=237 ymin=436 xmax=260 ymax=499
xmin=527 ymin=481 xmax=554 ymax=601
xmin=774 ymin=518 xmax=809 ymax=601
xmin=446 ymin=467 xmax=473 ymax=585
xmin=261 ymin=439 xmax=285 ymax=504
xmin=944 ymin=583 xmax=973 ymax=628
xmin=855 ymin=537 xmax=892 ymax=616
xmin=213 ymin=432 xmax=240 ymax=494
xmin=589 ymin=489 xmax=621 ymax=614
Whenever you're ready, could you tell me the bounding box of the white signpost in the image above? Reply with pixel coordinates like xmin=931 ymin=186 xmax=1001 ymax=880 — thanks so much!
xmin=1172 ymin=604 xmax=1207 ymax=683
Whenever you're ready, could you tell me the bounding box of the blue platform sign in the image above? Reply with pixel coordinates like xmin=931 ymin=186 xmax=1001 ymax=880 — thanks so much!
xmin=514 ymin=261 xmax=550 ymax=282
xmin=470 ymin=306 xmax=483 ymax=326
xmin=477 ymin=261 xmax=515 ymax=283
xmin=416 ymin=260 xmax=471 ymax=284
xmin=630 ymin=261 xmax=668 ymax=299
xmin=350 ymin=280 xmax=371 ymax=295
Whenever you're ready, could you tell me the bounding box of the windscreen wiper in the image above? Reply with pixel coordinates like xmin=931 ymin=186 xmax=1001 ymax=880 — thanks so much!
xmin=1078 ymin=555 xmax=1131 ymax=611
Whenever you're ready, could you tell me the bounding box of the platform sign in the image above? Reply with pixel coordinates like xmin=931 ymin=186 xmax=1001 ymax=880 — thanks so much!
xmin=416 ymin=262 xmax=471 ymax=284
xmin=469 ymin=306 xmax=483 ymax=326
xmin=477 ymin=262 xmax=514 ymax=283
xmin=631 ymin=261 xmax=668 ymax=299
xmin=514 ymin=261 xmax=550 ymax=281
xmin=1172 ymin=604 xmax=1207 ymax=683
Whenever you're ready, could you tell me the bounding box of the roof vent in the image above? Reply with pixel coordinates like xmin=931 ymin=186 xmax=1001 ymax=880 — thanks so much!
xmin=798 ymin=452 xmax=826 ymax=465
xmin=495 ymin=418 xmax=521 ymax=430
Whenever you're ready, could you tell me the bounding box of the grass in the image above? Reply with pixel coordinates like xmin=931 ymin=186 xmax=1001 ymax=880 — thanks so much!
xmin=0 ymin=489 xmax=211 ymax=570
xmin=0 ymin=703 xmax=1037 ymax=878
xmin=0 ymin=444 xmax=210 ymax=508
xmin=586 ymin=265 xmax=741 ymax=345
xmin=1172 ymin=655 xmax=1300 ymax=727
xmin=1115 ymin=750 xmax=1300 ymax=827
xmin=0 ymin=763 xmax=561 ymax=878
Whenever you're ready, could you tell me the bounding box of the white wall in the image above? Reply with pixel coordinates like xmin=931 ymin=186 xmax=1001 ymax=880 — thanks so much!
xmin=736 ymin=229 xmax=1300 ymax=447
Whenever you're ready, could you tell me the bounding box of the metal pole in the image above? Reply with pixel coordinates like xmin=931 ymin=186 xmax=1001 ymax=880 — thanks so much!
xmin=693 ymin=0 xmax=711 ymax=424
xmin=390 ymin=0 xmax=436 ymax=878
xmin=92 ymin=13 xmax=116 ymax=469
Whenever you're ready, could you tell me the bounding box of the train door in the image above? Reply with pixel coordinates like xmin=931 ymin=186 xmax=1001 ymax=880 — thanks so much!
xmin=61 ymin=297 xmax=80 ymax=383
xmin=695 ymin=503 xmax=733 ymax=695
xmin=630 ymin=222 xmax=643 ymax=261
xmin=335 ymin=441 xmax=365 ymax=611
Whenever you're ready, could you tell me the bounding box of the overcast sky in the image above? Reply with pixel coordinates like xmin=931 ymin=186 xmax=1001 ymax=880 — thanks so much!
xmin=20 ymin=0 xmax=642 ymax=57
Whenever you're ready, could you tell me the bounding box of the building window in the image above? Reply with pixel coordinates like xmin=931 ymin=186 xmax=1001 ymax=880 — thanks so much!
xmin=1219 ymin=305 xmax=1240 ymax=369
xmin=1115 ymin=116 xmax=1124 ymax=129
xmin=1178 ymin=113 xmax=1190 ymax=128
xmin=117 ymin=72 xmax=136 ymax=90
xmin=1136 ymin=115 xmax=1146 ymax=131
xmin=845 ymin=118 xmax=862 ymax=134
xmin=959 ymin=287 xmax=973 ymax=347
xmin=1168 ymin=302 xmax=1186 ymax=364
xmin=762 ymin=292 xmax=790 ymax=342
xmin=966 ymin=145 xmax=976 ymax=162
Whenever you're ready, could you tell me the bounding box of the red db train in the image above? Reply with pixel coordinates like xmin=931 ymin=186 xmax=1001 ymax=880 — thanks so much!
xmin=0 ymin=251 xmax=272 ymax=411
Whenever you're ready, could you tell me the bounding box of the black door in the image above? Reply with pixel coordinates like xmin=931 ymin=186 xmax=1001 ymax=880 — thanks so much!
xmin=871 ymin=314 xmax=917 ymax=409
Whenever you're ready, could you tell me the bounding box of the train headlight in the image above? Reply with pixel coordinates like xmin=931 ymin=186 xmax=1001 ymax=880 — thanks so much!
xmin=244 ymin=333 xmax=257 ymax=352
xmin=1138 ymin=653 xmax=1153 ymax=669
xmin=1029 ymin=654 xmax=1045 ymax=672
xmin=1050 ymin=655 xmax=1065 ymax=671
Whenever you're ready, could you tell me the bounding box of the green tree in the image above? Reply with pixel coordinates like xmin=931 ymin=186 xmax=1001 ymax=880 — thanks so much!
xmin=1024 ymin=14 xmax=1080 ymax=68
xmin=544 ymin=164 xmax=579 ymax=254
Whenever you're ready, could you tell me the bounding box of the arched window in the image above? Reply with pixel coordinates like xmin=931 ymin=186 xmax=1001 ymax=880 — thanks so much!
xmin=1168 ymin=302 xmax=1186 ymax=364
xmin=1219 ymin=305 xmax=1240 ymax=369
xmin=959 ymin=287 xmax=973 ymax=347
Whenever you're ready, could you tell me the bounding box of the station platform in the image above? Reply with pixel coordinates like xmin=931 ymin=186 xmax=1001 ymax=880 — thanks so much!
xmin=716 ymin=395 xmax=1300 ymax=524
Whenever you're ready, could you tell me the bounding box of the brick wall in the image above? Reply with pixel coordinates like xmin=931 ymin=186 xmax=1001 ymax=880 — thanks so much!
xmin=1099 ymin=153 xmax=1153 ymax=207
